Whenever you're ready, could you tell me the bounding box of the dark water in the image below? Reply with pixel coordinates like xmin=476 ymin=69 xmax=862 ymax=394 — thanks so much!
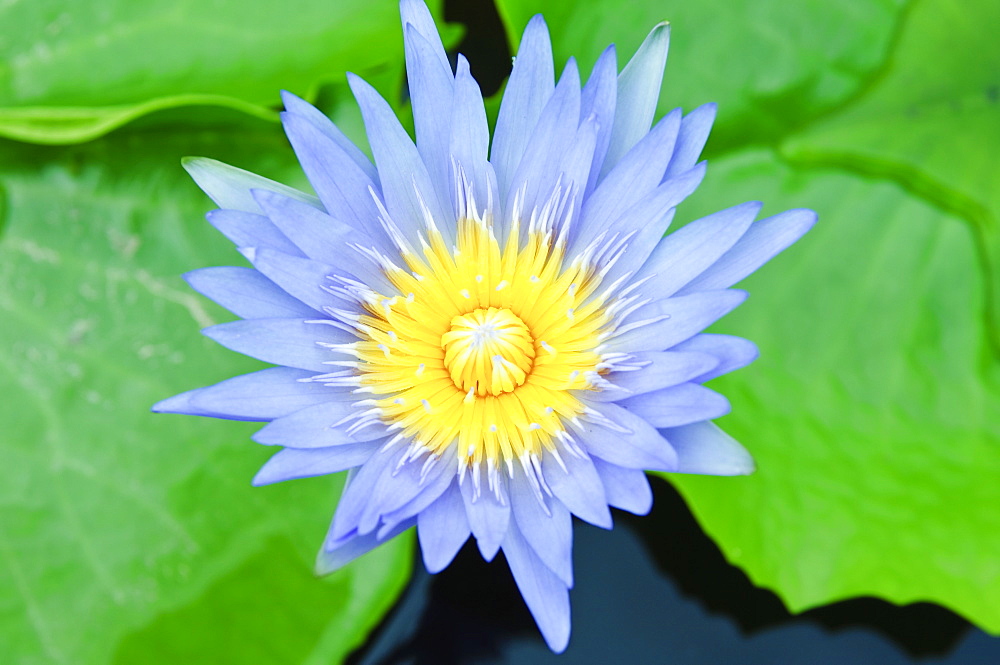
xmin=347 ymin=478 xmax=999 ymax=664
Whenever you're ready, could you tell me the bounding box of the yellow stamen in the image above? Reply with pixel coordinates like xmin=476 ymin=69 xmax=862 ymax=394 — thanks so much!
xmin=354 ymin=216 xmax=612 ymax=469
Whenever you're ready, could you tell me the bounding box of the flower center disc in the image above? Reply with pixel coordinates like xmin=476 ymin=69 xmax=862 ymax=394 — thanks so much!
xmin=441 ymin=307 xmax=536 ymax=396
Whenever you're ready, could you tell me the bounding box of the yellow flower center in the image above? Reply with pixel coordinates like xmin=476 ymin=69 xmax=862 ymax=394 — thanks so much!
xmin=345 ymin=209 xmax=615 ymax=471
xmin=442 ymin=307 xmax=535 ymax=396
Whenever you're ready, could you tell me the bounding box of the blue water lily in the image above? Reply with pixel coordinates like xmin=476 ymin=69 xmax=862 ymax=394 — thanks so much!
xmin=155 ymin=0 xmax=814 ymax=651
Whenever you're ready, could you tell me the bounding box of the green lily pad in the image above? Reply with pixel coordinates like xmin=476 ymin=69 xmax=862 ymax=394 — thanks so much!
xmin=0 ymin=0 xmax=455 ymax=144
xmin=0 ymin=128 xmax=412 ymax=663
xmin=666 ymin=0 xmax=1000 ymax=634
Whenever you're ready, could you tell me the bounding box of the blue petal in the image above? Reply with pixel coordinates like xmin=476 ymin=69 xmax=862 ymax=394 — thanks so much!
xmin=449 ymin=55 xmax=492 ymax=215
xmin=280 ymin=90 xmax=378 ymax=183
xmin=591 ymin=457 xmax=652 ymax=515
xmin=575 ymin=401 xmax=678 ymax=471
xmin=202 ymin=318 xmax=351 ymax=372
xmin=153 ymin=367 xmax=340 ymax=421
xmin=252 ymin=189 xmax=376 ymax=262
xmin=576 ymin=163 xmax=705 ymax=283
xmin=205 ymin=209 xmax=303 ymax=257
xmin=601 ymin=22 xmax=670 ymax=175
xmin=404 ymin=23 xmax=455 ymax=209
xmin=357 ymin=445 xmax=457 ymax=535
xmin=605 ymin=289 xmax=747 ymax=353
xmin=633 ymin=201 xmax=762 ymax=298
xmin=239 ymin=247 xmax=348 ymax=314
xmin=280 ymin=112 xmax=385 ymax=237
xmin=492 ymin=14 xmax=554 ymax=199
xmin=316 ymin=517 xmax=415 ymax=575
xmin=400 ymin=0 xmax=449 ymax=60
xmin=252 ymin=400 xmax=385 ymax=447
xmin=501 ymin=521 xmax=571 ymax=653
xmin=540 ymin=449 xmax=612 ymax=528
xmin=348 ymin=73 xmax=451 ymax=245
xmin=660 ymin=421 xmax=755 ymax=476
xmin=618 ymin=383 xmax=731 ymax=427
xmin=557 ymin=113 xmax=600 ymax=224
xmin=588 ymin=350 xmax=720 ymax=402
xmin=505 ymin=58 xmax=581 ymax=221
xmin=331 ymin=444 xmax=408 ymax=539
xmin=418 ymin=481 xmax=471 ymax=573
xmin=678 ymin=208 xmax=817 ymax=294
xmin=379 ymin=454 xmax=460 ymax=532
xmin=461 ymin=476 xmax=511 ymax=561
xmin=182 ymin=157 xmax=321 ymax=213
xmin=184 ymin=267 xmax=317 ymax=319
xmin=252 ymin=441 xmax=381 ymax=485
xmin=510 ymin=469 xmax=574 ymax=586
xmin=579 ymin=45 xmax=617 ymax=196
xmin=663 ymin=103 xmax=716 ymax=180
xmin=672 ymin=334 xmax=759 ymax=382
xmin=579 ymin=108 xmax=681 ymax=242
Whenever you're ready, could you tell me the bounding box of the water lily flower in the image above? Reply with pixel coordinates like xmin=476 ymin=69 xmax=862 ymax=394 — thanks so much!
xmin=154 ymin=0 xmax=814 ymax=652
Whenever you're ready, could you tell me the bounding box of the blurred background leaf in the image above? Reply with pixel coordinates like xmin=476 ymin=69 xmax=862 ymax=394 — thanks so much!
xmin=0 ymin=125 xmax=414 ymax=664
xmin=0 ymin=0 xmax=457 ymax=143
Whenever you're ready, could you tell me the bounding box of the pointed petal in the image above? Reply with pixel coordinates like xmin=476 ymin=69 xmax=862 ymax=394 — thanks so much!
xmin=591 ymin=458 xmax=652 ymax=515
xmin=205 ymin=209 xmax=303 ymax=257
xmin=252 ymin=400 xmax=385 ymax=447
xmin=575 ymin=401 xmax=677 ymax=471
xmin=619 ymin=383 xmax=731 ymax=427
xmin=182 ymin=157 xmax=320 ymax=213
xmin=252 ymin=441 xmax=381 ymax=485
xmin=492 ymin=15 xmax=554 ymax=199
xmin=580 ymin=108 xmax=681 ymax=241
xmin=184 ymin=266 xmax=317 ymax=319
xmin=461 ymin=477 xmax=511 ymax=561
xmin=678 ymin=208 xmax=817 ymax=294
xmin=348 ymin=73 xmax=451 ymax=245
xmin=672 ymin=334 xmax=759 ymax=382
xmin=510 ymin=470 xmax=574 ymax=586
xmin=404 ymin=23 xmax=454 ymax=207
xmin=633 ymin=201 xmax=762 ymax=298
xmin=505 ymin=58 xmax=581 ymax=220
xmin=153 ymin=367 xmax=338 ymax=421
xmin=580 ymin=45 xmax=617 ymax=195
xmin=418 ymin=482 xmax=471 ymax=574
xmin=663 ymin=103 xmax=716 ymax=180
xmin=202 ymin=318 xmax=350 ymax=372
xmin=602 ymin=22 xmax=670 ymax=174
xmin=589 ymin=350 xmax=719 ymax=402
xmin=331 ymin=444 xmax=408 ymax=539
xmin=449 ymin=54 xmax=491 ymax=211
xmin=357 ymin=445 xmax=457 ymax=535
xmin=541 ymin=450 xmax=612 ymax=528
xmin=252 ymin=189 xmax=372 ymax=262
xmin=661 ymin=421 xmax=755 ymax=476
xmin=501 ymin=521 xmax=571 ymax=653
xmin=280 ymin=111 xmax=384 ymax=236
xmin=280 ymin=90 xmax=377 ymax=182
xmin=316 ymin=517 xmax=414 ymax=575
xmin=605 ymin=289 xmax=748 ymax=354
xmin=239 ymin=247 xmax=346 ymax=314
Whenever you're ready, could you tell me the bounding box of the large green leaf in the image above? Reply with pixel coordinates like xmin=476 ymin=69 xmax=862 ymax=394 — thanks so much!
xmin=0 ymin=127 xmax=412 ymax=664
xmin=662 ymin=0 xmax=1000 ymax=634
xmin=494 ymin=0 xmax=904 ymax=151
xmin=0 ymin=0 xmax=454 ymax=144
